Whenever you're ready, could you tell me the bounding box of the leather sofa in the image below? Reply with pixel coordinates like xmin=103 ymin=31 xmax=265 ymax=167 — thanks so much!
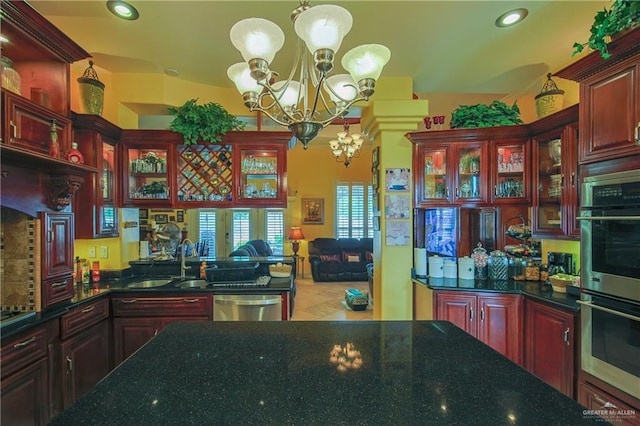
xmin=228 ymin=240 xmax=273 ymax=257
xmin=308 ymin=238 xmax=373 ymax=282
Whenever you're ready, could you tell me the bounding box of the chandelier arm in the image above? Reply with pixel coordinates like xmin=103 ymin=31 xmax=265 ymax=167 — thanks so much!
xmin=315 ymin=95 xmax=367 ymax=127
xmin=249 ymin=105 xmax=291 ymax=127
xmin=256 ymin=82 xmax=300 ymax=124
xmin=308 ymin=73 xmax=327 ymax=121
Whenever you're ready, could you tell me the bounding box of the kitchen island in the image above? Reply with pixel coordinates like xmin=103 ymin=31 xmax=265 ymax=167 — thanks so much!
xmin=49 ymin=321 xmax=604 ymax=425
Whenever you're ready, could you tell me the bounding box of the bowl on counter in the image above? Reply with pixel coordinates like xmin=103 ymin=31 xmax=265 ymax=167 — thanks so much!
xmin=549 ymin=274 xmax=579 ymax=293
xmin=269 ymin=263 xmax=292 ymax=278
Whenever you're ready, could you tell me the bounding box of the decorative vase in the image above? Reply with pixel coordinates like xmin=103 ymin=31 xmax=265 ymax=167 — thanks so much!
xmin=535 ymin=73 xmax=564 ymax=119
xmin=65 ymin=142 xmax=84 ymax=164
xmin=77 ymin=60 xmax=105 ymax=116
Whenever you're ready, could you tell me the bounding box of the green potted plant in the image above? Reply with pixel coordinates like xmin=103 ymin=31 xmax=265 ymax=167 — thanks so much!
xmin=168 ymin=98 xmax=246 ymax=145
xmin=450 ymin=100 xmax=523 ymax=129
xmin=572 ymin=0 xmax=640 ymax=59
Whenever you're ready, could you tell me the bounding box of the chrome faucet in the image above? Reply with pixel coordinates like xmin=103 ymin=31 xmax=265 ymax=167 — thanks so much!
xmin=180 ymin=238 xmax=194 ymax=279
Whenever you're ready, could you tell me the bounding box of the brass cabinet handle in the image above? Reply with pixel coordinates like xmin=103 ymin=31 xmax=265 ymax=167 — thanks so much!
xmin=563 ymin=327 xmax=570 ymax=346
xmin=591 ymin=392 xmax=607 ymax=406
xmin=81 ymin=306 xmax=95 ymax=314
xmin=9 ymin=120 xmax=17 ymax=140
xmin=183 ymin=299 xmax=199 ymax=303
xmin=51 ymin=280 xmax=68 ymax=288
xmin=469 ymin=307 xmax=474 ymax=321
xmin=481 ymin=308 xmax=485 ymax=322
xmin=120 ymin=299 xmax=138 ymax=304
xmin=66 ymin=356 xmax=73 ymax=372
xmin=13 ymin=336 xmax=37 ymax=348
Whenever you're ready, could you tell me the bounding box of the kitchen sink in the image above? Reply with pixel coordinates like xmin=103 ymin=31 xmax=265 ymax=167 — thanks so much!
xmin=174 ymin=279 xmax=208 ymax=289
xmin=127 ymin=279 xmax=174 ymax=288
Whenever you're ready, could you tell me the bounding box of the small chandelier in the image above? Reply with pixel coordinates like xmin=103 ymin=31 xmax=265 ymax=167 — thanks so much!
xmin=227 ymin=1 xmax=390 ymax=149
xmin=329 ymin=119 xmax=363 ymax=167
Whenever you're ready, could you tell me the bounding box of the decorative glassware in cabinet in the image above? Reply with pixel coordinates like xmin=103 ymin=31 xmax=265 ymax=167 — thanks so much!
xmin=128 ymin=149 xmax=169 ymax=199
xmin=495 ymin=145 xmax=525 ymax=199
xmin=240 ymin=150 xmax=278 ymax=199
xmin=423 ymin=149 xmax=448 ymax=199
xmin=176 ymin=144 xmax=234 ymax=203
xmin=457 ymin=147 xmax=481 ymax=198
xmin=102 ymin=144 xmax=115 ymax=201
xmin=536 ymin=138 xmax=562 ymax=231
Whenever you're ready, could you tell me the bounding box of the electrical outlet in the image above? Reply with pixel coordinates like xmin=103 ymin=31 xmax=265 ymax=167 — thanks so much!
xmin=100 ymin=246 xmax=108 ymax=258
xmin=88 ymin=246 xmax=96 ymax=258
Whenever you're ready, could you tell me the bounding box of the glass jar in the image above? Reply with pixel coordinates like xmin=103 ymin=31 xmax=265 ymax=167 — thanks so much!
xmin=488 ymin=250 xmax=508 ymax=281
xmin=471 ymin=243 xmax=489 ymax=280
xmin=1 ymin=56 xmax=22 ymax=95
xmin=525 ymin=261 xmax=540 ymax=281
xmin=509 ymin=257 xmax=526 ymax=280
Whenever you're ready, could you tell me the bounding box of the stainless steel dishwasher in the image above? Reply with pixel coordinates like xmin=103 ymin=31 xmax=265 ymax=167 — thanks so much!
xmin=213 ymin=294 xmax=282 ymax=321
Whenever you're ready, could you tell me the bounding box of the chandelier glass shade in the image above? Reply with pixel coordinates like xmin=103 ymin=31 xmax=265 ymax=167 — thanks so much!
xmin=329 ymin=120 xmax=363 ymax=167
xmin=228 ymin=1 xmax=390 ymax=149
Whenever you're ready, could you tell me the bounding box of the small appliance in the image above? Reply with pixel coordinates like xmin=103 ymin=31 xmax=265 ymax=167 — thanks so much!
xmin=547 ymin=252 xmax=574 ymax=276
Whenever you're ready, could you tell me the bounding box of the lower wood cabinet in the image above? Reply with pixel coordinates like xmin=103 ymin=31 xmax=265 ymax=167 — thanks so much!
xmin=434 ymin=291 xmax=523 ymax=365
xmin=1 ymin=325 xmax=50 ymax=425
xmin=578 ymin=381 xmax=640 ymax=426
xmin=111 ymin=295 xmax=211 ymax=365
xmin=524 ymin=298 xmax=577 ymax=398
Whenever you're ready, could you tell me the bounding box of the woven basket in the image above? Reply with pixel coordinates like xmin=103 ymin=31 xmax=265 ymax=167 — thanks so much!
xmin=535 ymin=73 xmax=564 ymax=119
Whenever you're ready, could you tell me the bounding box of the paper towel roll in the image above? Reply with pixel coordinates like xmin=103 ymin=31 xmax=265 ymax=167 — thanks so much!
xmin=139 ymin=241 xmax=150 ymax=259
xmin=414 ymin=248 xmax=427 ymax=277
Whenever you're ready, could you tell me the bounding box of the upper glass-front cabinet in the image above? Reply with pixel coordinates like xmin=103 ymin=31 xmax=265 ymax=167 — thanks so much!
xmin=421 ymin=146 xmax=449 ymax=201
xmin=454 ymin=143 xmax=487 ymax=203
xmin=491 ymin=139 xmax=529 ymax=203
xmin=236 ymin=147 xmax=285 ymax=206
xmin=126 ymin=147 xmax=170 ymax=204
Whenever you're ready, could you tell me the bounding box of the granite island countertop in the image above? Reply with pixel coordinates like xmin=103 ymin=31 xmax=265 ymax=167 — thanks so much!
xmin=49 ymin=321 xmax=605 ymax=425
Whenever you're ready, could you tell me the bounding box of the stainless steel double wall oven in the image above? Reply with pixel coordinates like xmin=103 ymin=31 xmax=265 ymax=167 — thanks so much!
xmin=578 ymin=169 xmax=640 ymax=400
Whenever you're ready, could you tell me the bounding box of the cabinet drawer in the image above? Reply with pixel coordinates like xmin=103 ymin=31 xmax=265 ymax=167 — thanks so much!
xmin=112 ymin=295 xmax=210 ymax=317
xmin=61 ymin=298 xmax=109 ymax=338
xmin=579 ymin=381 xmax=640 ymax=425
xmin=42 ymin=275 xmax=75 ymax=308
xmin=0 ymin=327 xmax=47 ymax=379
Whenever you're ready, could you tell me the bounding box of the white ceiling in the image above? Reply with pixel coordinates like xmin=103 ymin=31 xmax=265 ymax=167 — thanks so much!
xmin=27 ymin=0 xmax=608 ymax=98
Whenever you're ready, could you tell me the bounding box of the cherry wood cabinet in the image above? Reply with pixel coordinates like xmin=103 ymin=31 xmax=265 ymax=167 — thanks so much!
xmin=556 ymin=28 xmax=640 ymax=164
xmin=409 ymin=126 xmax=530 ymax=208
xmin=578 ymin=381 xmax=640 ymax=425
xmin=1 ymin=325 xmax=50 ymax=425
xmin=111 ymin=294 xmax=211 ymax=365
xmin=529 ymin=104 xmax=580 ymax=239
xmin=0 ymin=0 xmax=89 ymax=157
xmin=72 ymin=113 xmax=122 ymax=238
xmin=40 ymin=212 xmax=75 ymax=309
xmin=524 ymin=298 xmax=577 ymax=398
xmin=434 ymin=290 xmax=523 ymax=365
xmin=59 ymin=299 xmax=111 ymax=408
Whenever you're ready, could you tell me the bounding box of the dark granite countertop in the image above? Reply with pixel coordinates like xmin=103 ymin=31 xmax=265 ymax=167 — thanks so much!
xmin=414 ymin=277 xmax=581 ymax=311
xmin=49 ymin=321 xmax=603 ymax=425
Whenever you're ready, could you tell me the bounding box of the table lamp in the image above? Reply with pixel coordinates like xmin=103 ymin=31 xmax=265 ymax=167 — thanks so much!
xmin=288 ymin=226 xmax=305 ymax=256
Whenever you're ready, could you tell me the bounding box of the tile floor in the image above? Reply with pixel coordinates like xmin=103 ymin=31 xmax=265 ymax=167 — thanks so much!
xmin=290 ymin=277 xmax=373 ymax=321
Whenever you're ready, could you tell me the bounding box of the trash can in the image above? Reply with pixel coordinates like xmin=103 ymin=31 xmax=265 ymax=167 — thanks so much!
xmin=366 ymin=263 xmax=374 ymax=304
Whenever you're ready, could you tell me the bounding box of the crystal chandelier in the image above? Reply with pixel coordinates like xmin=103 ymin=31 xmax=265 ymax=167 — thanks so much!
xmin=329 ymin=119 xmax=363 ymax=167
xmin=227 ymin=1 xmax=390 ymax=149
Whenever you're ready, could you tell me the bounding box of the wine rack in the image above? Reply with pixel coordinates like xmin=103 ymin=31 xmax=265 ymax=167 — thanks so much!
xmin=176 ymin=144 xmax=234 ymax=203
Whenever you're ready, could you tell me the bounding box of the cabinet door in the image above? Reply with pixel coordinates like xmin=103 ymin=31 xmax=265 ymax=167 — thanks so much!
xmin=477 ymin=294 xmax=523 ymax=365
xmin=235 ymin=145 xmax=287 ymax=207
xmin=98 ymin=140 xmax=119 ymax=236
xmin=533 ymin=132 xmax=564 ymax=236
xmin=41 ymin=212 xmax=74 ymax=281
xmin=124 ymin=145 xmax=170 ymax=205
xmin=435 ymin=291 xmax=476 ymax=335
xmin=579 ymin=56 xmax=640 ymax=164
xmin=61 ymin=320 xmax=110 ymax=408
xmin=0 ymin=357 xmax=49 ymax=426
xmin=491 ymin=139 xmax=529 ymax=204
xmin=175 ymin=143 xmax=234 ymax=207
xmin=524 ymin=299 xmax=575 ymax=398
xmin=416 ymin=144 xmax=451 ymax=204
xmin=2 ymin=91 xmax=72 ymax=156
xmin=112 ymin=317 xmax=163 ymax=365
xmin=453 ymin=142 xmax=488 ymax=203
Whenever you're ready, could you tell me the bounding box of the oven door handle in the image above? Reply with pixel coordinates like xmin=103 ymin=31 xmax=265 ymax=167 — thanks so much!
xmin=576 ymin=216 xmax=640 ymax=221
xmin=577 ymin=300 xmax=640 ymax=322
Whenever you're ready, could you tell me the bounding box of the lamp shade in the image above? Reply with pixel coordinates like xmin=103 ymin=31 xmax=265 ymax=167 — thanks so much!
xmin=272 ymin=80 xmax=304 ymax=108
xmin=288 ymin=227 xmax=305 ymax=241
xmin=342 ymin=43 xmax=391 ymax=82
xmin=230 ymin=18 xmax=285 ymax=64
xmin=324 ymin=74 xmax=358 ymax=103
xmin=227 ymin=62 xmax=261 ymax=95
xmin=294 ymin=4 xmax=353 ymax=55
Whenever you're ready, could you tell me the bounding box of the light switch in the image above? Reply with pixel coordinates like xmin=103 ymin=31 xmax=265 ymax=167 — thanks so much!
xmin=100 ymin=246 xmax=108 ymax=258
xmin=88 ymin=246 xmax=96 ymax=258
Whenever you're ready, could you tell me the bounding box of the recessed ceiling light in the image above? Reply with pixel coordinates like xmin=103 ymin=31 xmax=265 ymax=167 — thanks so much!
xmin=106 ymin=1 xmax=139 ymax=21
xmin=495 ymin=8 xmax=528 ymax=28
xmin=164 ymin=68 xmax=180 ymax=77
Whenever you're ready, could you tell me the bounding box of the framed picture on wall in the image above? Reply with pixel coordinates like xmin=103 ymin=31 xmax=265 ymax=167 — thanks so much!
xmin=373 ymin=169 xmax=380 ymax=191
xmin=372 ymin=146 xmax=380 ymax=169
xmin=139 ymin=209 xmax=148 ymax=219
xmin=176 ymin=210 xmax=184 ymax=222
xmin=155 ymin=214 xmax=168 ymax=224
xmin=386 ymin=168 xmax=410 ymax=192
xmin=302 ymin=198 xmax=324 ymax=224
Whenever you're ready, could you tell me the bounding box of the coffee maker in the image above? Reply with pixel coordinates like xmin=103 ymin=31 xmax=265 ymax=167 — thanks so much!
xmin=547 ymin=252 xmax=574 ymax=275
